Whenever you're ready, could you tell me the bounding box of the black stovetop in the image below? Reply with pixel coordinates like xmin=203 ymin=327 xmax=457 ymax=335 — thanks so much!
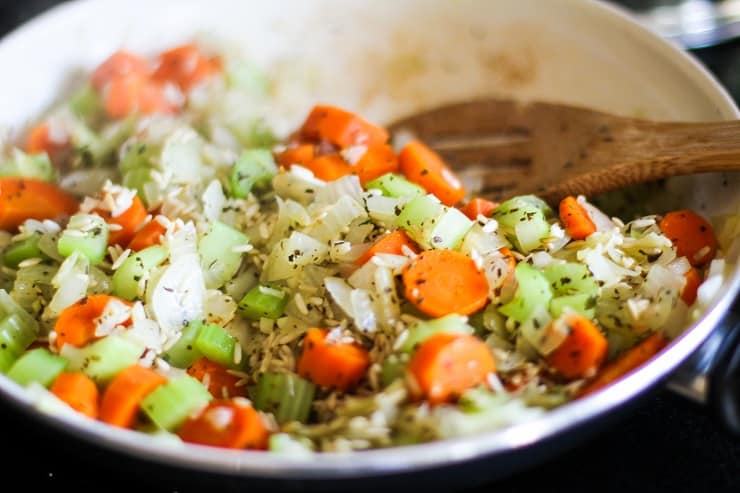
xmin=0 ymin=1 xmax=738 ymax=492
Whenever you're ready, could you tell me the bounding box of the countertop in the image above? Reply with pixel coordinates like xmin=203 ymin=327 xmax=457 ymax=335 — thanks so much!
xmin=0 ymin=1 xmax=738 ymax=492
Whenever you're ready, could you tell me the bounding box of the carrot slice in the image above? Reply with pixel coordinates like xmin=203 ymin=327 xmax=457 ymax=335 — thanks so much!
xmin=578 ymin=333 xmax=669 ymax=397
xmin=127 ymin=218 xmax=166 ymax=251
xmin=297 ymin=328 xmax=370 ymax=391
xmin=559 ymin=196 xmax=596 ymax=240
xmin=178 ymin=399 xmax=269 ymax=450
xmin=54 ymin=294 xmax=132 ymax=350
xmin=356 ymin=230 xmax=419 ymax=266
xmin=91 ymin=50 xmax=150 ymax=90
xmin=407 ymin=333 xmax=495 ymax=405
xmin=302 ymin=153 xmax=352 ymax=182
xmin=546 ymin=315 xmax=608 ymax=380
xmin=50 ymin=371 xmax=100 ymax=419
xmin=0 ymin=177 xmax=78 ymax=231
xmin=398 ymin=140 xmax=465 ymax=206
xmin=26 ymin=123 xmax=68 ymax=157
xmin=402 ymin=249 xmax=489 ymax=317
xmin=460 ymin=198 xmax=499 ymax=220
xmin=275 ymin=144 xmax=315 ymax=169
xmin=354 ymin=145 xmax=399 ymax=185
xmin=99 ymin=364 xmax=167 ymax=428
xmin=681 ymin=266 xmax=702 ymax=305
xmin=94 ymin=195 xmax=148 ymax=247
xmin=299 ymin=105 xmax=389 ymax=148
xmin=659 ymin=210 xmax=718 ymax=267
xmin=152 ymin=44 xmax=222 ymax=91
xmin=104 ymin=75 xmax=172 ymax=119
xmin=187 ymin=357 xmax=246 ymax=399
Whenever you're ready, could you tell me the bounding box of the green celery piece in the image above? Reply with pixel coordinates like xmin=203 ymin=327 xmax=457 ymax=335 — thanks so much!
xmin=238 ymin=284 xmax=288 ymax=320
xmin=199 ymin=221 xmax=248 ymax=289
xmin=428 ymin=206 xmax=473 ymax=250
xmin=0 ymin=289 xmax=39 ymax=333
xmin=0 ymin=313 xmax=40 ymax=369
xmin=3 ymin=233 xmax=43 ymax=268
xmin=226 ymin=59 xmax=269 ymax=95
xmin=122 ymin=167 xmax=156 ymax=206
xmin=366 ymin=173 xmax=425 ymax=198
xmin=268 ymin=433 xmax=314 ymax=455
xmin=230 ymin=149 xmax=277 ymax=198
xmin=141 ymin=375 xmax=212 ymax=431
xmin=62 ymin=335 xmax=143 ymax=384
xmin=6 ymin=348 xmax=67 ymax=387
xmin=161 ymin=320 xmax=204 ymax=368
xmin=112 ymin=245 xmax=168 ymax=300
xmin=398 ymin=314 xmax=474 ymax=353
xmin=396 ymin=194 xmax=443 ymax=247
xmin=119 ymin=141 xmax=155 ymax=174
xmin=499 ymin=262 xmax=553 ymax=322
xmin=0 ymin=150 xmax=54 ymax=181
xmin=0 ymin=346 xmax=18 ymax=373
xmin=57 ymin=214 xmax=109 ymax=265
xmin=497 ymin=194 xmax=554 ymax=219
xmin=380 ymin=354 xmax=407 ymax=387
xmin=543 ymin=262 xmax=599 ymax=296
xmin=69 ymin=84 xmax=102 ymax=119
xmin=254 ymin=372 xmax=316 ymax=424
xmin=550 ymin=293 xmax=597 ymax=318
xmin=494 ymin=195 xmax=552 ymax=253
xmin=194 ymin=323 xmax=236 ymax=368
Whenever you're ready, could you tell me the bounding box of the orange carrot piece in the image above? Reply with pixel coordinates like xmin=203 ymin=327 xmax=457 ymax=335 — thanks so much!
xmin=178 ymin=399 xmax=269 ymax=450
xmin=94 ymin=195 xmax=148 ymax=247
xmin=91 ymin=50 xmax=150 ymax=90
xmin=398 ymin=140 xmax=465 ymax=206
xmin=275 ymin=144 xmax=315 ymax=169
xmin=0 ymin=177 xmax=78 ymax=231
xmin=297 ymin=328 xmax=370 ymax=391
xmin=127 ymin=219 xmax=166 ymax=251
xmin=355 ymin=230 xmax=419 ymax=266
xmin=402 ymin=249 xmax=489 ymax=317
xmin=299 ymin=105 xmax=389 ymax=148
xmin=659 ymin=210 xmax=718 ymax=267
xmin=460 ymin=198 xmax=499 ymax=220
xmin=559 ymin=196 xmax=596 ymax=240
xmin=152 ymin=44 xmax=222 ymax=91
xmin=103 ymin=75 xmax=173 ymax=119
xmin=407 ymin=333 xmax=496 ymax=405
xmin=546 ymin=315 xmax=608 ymax=380
xmin=54 ymin=294 xmax=132 ymax=350
xmin=578 ymin=333 xmax=669 ymax=397
xmin=50 ymin=371 xmax=100 ymax=419
xmin=187 ymin=357 xmax=246 ymax=399
xmin=681 ymin=267 xmax=702 ymax=305
xmin=354 ymin=145 xmax=399 ymax=185
xmin=302 ymin=153 xmax=352 ymax=182
xmin=99 ymin=365 xmax=167 ymax=428
xmin=26 ymin=123 xmax=68 ymax=157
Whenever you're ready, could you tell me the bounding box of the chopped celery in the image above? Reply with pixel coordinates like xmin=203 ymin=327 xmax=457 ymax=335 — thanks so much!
xmin=0 ymin=289 xmax=39 ymax=334
xmin=3 ymin=233 xmax=43 ymax=268
xmin=380 ymin=354 xmax=407 ymax=387
xmin=6 ymin=348 xmax=67 ymax=387
xmin=69 ymin=84 xmax=102 ymax=119
xmin=161 ymin=320 xmax=203 ymax=368
xmin=194 ymin=323 xmax=236 ymax=367
xmin=543 ymin=262 xmax=599 ymax=296
xmin=397 ymin=194 xmax=472 ymax=249
xmin=119 ymin=141 xmax=155 ymax=173
xmin=268 ymin=433 xmax=314 ymax=456
xmin=112 ymin=245 xmax=168 ymax=300
xmin=62 ymin=335 xmax=143 ymax=384
xmin=499 ymin=263 xmax=553 ymax=322
xmin=226 ymin=59 xmax=269 ymax=95
xmin=366 ymin=173 xmax=425 ymax=198
xmin=160 ymin=127 xmax=203 ymax=185
xmin=140 ymin=375 xmax=212 ymax=431
xmin=254 ymin=371 xmax=315 ymax=424
xmin=399 ymin=314 xmax=474 ymax=352
xmin=0 ymin=299 xmax=40 ymax=371
xmin=494 ymin=195 xmax=552 ymax=253
xmin=57 ymin=214 xmax=109 ymax=265
xmin=0 ymin=347 xmax=17 ymax=373
xmin=0 ymin=150 xmax=54 ymax=181
xmin=230 ymin=149 xmax=277 ymax=198
xmin=238 ymin=284 xmax=287 ymax=320
xmin=199 ymin=221 xmax=248 ymax=289
xmin=519 ymin=306 xmax=560 ymax=355
xmin=550 ymin=293 xmax=597 ymax=318
xmin=122 ymin=166 xmax=157 ymax=205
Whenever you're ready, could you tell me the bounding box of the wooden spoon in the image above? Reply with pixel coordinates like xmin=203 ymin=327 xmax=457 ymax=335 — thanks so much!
xmin=388 ymin=98 xmax=740 ymax=203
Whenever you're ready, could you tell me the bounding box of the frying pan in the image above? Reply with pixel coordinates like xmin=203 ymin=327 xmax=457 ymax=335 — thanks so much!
xmin=0 ymin=0 xmax=738 ymax=490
